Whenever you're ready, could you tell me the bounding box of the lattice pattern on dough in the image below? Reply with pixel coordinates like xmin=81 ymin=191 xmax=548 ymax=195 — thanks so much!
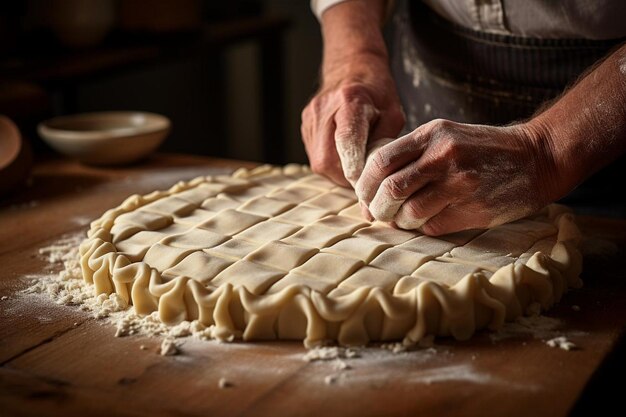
xmin=80 ymin=164 xmax=583 ymax=347
xmin=111 ymin=174 xmax=557 ymax=295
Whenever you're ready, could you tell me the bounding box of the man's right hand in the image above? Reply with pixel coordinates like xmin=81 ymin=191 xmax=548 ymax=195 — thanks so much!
xmin=301 ymin=55 xmax=405 ymax=186
xmin=301 ymin=0 xmax=405 ymax=187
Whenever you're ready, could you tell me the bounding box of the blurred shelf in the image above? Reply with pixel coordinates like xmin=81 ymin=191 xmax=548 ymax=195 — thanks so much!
xmin=0 ymin=15 xmax=290 ymax=86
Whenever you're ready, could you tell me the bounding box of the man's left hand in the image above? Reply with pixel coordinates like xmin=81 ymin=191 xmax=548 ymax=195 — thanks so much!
xmin=355 ymin=119 xmax=563 ymax=235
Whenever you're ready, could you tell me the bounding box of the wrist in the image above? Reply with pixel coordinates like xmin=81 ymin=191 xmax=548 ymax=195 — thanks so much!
xmin=321 ymin=0 xmax=388 ymax=76
xmin=519 ymin=119 xmax=570 ymax=204
xmin=321 ymin=51 xmax=389 ymax=89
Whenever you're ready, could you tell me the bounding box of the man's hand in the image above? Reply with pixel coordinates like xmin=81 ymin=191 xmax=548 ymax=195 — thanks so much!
xmin=301 ymin=56 xmax=404 ymax=186
xmin=301 ymin=0 xmax=404 ymax=186
xmin=355 ymin=119 xmax=562 ymax=235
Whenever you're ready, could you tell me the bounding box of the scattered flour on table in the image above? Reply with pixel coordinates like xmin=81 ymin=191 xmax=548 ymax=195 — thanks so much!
xmin=303 ymin=345 xmax=538 ymax=391
xmin=218 ymin=377 xmax=234 ymax=389
xmin=489 ymin=304 xmax=586 ymax=349
xmin=324 ymin=374 xmax=344 ymax=385
xmin=489 ymin=314 xmax=563 ymax=342
xmin=303 ymin=346 xmax=359 ymax=383
xmin=408 ymin=364 xmax=492 ymax=385
xmin=70 ymin=215 xmax=92 ymax=227
xmin=546 ymin=336 xmax=578 ymax=351
xmin=405 ymin=363 xmax=539 ymax=391
xmin=303 ymin=346 xmax=360 ymax=362
xmin=334 ymin=360 xmax=351 ymax=371
xmin=159 ymin=338 xmax=179 ymax=356
xmin=381 ymin=335 xmax=435 ymax=353
xmin=303 ymin=342 xmax=444 ymax=387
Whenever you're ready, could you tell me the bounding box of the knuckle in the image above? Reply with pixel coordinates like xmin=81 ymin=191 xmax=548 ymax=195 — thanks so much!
xmin=426 ymin=118 xmax=455 ymax=138
xmin=310 ymin=157 xmax=339 ymax=178
xmin=439 ymin=138 xmax=460 ymax=160
xmin=382 ymin=176 xmax=406 ymax=200
xmin=423 ymin=118 xmax=442 ymax=131
xmin=305 ymin=95 xmax=326 ymax=118
xmin=337 ymin=83 xmax=368 ymax=104
xmin=421 ymin=220 xmax=443 ymax=236
xmin=404 ymin=197 xmax=427 ymax=219
xmin=432 ymin=118 xmax=453 ymax=130
xmin=368 ymin=151 xmax=389 ymax=178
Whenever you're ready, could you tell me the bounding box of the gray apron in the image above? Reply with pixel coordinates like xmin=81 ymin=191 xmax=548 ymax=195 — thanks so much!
xmin=390 ymin=0 xmax=626 ymax=217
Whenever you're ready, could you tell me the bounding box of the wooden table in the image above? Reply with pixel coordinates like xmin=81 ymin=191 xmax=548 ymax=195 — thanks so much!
xmin=1 ymin=155 xmax=625 ymax=417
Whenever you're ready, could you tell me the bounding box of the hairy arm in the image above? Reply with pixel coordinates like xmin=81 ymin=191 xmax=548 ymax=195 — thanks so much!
xmin=531 ymin=43 xmax=626 ymax=200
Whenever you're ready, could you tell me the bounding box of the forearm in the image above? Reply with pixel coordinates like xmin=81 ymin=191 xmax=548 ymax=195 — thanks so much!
xmin=303 ymin=0 xmax=404 ymax=186
xmin=320 ymin=0 xmax=388 ymax=84
xmin=530 ymin=43 xmax=626 ymax=197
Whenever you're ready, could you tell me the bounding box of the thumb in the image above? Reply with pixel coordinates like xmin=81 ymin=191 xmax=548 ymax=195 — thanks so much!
xmin=334 ymin=103 xmax=378 ymax=186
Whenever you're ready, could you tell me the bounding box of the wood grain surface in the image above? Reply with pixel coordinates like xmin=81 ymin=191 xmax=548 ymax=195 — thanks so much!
xmin=1 ymin=154 xmax=625 ymax=417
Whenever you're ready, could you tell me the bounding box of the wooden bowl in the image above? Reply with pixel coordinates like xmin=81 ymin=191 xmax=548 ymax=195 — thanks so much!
xmin=38 ymin=111 xmax=170 ymax=165
xmin=0 ymin=116 xmax=31 ymax=196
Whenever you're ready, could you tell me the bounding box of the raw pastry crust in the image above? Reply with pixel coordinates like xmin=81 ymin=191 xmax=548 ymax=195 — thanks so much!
xmin=80 ymin=165 xmax=583 ymax=347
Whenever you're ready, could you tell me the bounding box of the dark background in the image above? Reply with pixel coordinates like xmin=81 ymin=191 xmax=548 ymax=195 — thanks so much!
xmin=2 ymin=0 xmax=625 ymax=215
xmin=0 ymin=0 xmax=323 ymax=164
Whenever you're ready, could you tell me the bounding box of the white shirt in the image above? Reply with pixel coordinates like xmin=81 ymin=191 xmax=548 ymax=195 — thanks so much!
xmin=311 ymin=0 xmax=626 ymax=40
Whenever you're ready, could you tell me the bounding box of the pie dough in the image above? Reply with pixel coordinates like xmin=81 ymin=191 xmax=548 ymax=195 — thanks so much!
xmin=80 ymin=165 xmax=583 ymax=347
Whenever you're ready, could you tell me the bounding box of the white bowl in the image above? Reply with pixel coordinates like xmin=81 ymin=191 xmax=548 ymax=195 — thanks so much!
xmin=38 ymin=111 xmax=170 ymax=165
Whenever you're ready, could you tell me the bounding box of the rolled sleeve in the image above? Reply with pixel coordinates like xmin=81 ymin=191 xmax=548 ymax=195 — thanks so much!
xmin=311 ymin=0 xmax=396 ymax=23
xmin=310 ymin=0 xmax=351 ymax=20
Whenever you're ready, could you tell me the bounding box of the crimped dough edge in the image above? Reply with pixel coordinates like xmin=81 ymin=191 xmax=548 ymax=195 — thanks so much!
xmin=79 ymin=164 xmax=583 ymax=347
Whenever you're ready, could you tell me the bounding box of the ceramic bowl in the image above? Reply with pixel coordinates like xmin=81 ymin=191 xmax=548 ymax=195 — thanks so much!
xmin=38 ymin=111 xmax=170 ymax=165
